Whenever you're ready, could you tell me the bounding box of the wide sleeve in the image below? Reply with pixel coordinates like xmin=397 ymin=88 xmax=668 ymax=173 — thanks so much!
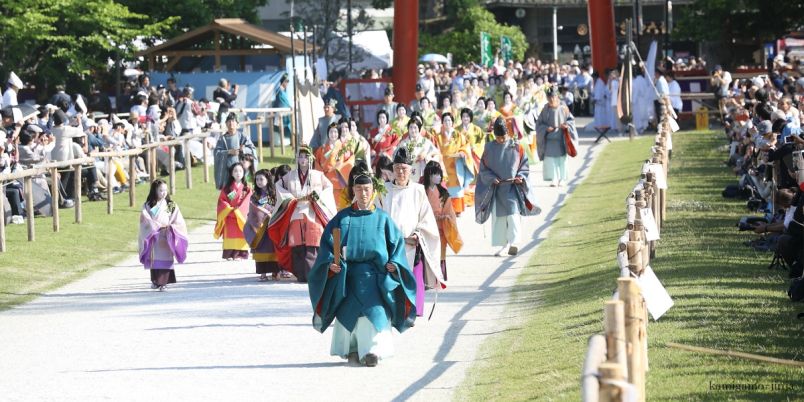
xmin=383 ymin=213 xmax=418 ymax=332
xmin=239 ymin=132 xmax=256 ymax=157
xmin=307 ymin=215 xmax=347 ymax=333
xmin=213 ymin=189 xmax=233 ymax=239
xmin=478 ymin=144 xmax=498 ymax=185
xmin=413 ymin=187 xmax=445 ymax=289
xmin=138 ymin=206 xmax=159 ymax=260
xmin=167 ymin=206 xmax=189 ymax=263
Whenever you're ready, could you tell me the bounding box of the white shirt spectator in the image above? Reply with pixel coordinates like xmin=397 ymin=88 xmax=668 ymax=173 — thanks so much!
xmin=668 ymin=79 xmax=683 ymax=111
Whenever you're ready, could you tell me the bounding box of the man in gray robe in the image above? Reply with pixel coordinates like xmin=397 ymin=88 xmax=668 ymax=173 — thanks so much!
xmin=535 ymin=86 xmax=578 ymax=187
xmin=213 ymin=114 xmax=256 ymax=190
xmin=476 ymin=117 xmax=531 ymax=256
xmin=310 ymin=99 xmax=341 ymax=151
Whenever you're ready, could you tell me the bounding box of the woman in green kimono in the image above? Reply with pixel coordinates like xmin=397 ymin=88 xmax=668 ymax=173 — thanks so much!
xmin=307 ymin=161 xmax=417 ymax=367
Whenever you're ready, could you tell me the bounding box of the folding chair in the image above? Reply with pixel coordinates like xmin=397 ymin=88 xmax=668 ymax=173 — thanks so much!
xmin=594 ymin=126 xmax=611 ymax=143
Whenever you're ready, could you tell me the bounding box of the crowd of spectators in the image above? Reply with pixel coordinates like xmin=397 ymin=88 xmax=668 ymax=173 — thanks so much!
xmin=1 ymin=73 xmax=245 ymax=226
xmin=719 ymin=62 xmax=804 ymax=292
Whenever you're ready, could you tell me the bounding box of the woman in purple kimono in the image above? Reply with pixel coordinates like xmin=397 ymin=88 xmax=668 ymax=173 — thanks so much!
xmin=138 ymin=179 xmax=189 ymax=291
xmin=244 ymin=169 xmax=280 ymax=281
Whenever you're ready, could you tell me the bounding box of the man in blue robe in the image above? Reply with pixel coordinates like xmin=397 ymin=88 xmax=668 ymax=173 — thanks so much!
xmin=308 ymin=162 xmax=417 ymax=367
xmin=272 ymin=75 xmax=292 ymax=144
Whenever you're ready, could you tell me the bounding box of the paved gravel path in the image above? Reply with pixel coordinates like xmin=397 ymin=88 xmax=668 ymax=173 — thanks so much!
xmin=0 ymin=123 xmax=608 ymax=401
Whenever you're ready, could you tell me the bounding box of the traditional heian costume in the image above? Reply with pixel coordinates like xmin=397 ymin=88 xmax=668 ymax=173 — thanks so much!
xmin=269 ymin=145 xmax=337 ymax=282
xmin=214 ymin=177 xmax=252 ymax=260
xmin=423 ymin=161 xmax=462 ymax=281
xmin=213 ymin=121 xmax=256 ymax=190
xmin=476 ymin=118 xmax=539 ymax=257
xmin=435 ymin=115 xmax=475 ymax=215
xmin=395 ymin=115 xmax=440 ymax=184
xmin=308 ymin=162 xmax=417 ymax=367
xmin=377 ymin=147 xmax=445 ymax=317
xmin=315 ymin=134 xmax=355 ymax=210
xmin=138 ymin=198 xmax=188 ymax=290
xmin=535 ymin=87 xmax=579 ymax=185
xmin=243 ymin=186 xmax=280 ymax=279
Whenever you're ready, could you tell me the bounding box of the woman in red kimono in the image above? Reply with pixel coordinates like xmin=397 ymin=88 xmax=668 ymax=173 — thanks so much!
xmin=214 ymin=162 xmax=252 ymax=260
xmin=369 ymin=110 xmax=399 ymax=165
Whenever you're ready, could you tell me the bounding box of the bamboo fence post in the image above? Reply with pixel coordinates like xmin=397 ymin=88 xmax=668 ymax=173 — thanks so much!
xmin=581 ymin=334 xmax=607 ymax=402
xmin=203 ymin=140 xmax=209 ymax=183
xmin=74 ymin=164 xmax=82 ymax=223
xmin=257 ymin=118 xmax=264 ymax=163
xmin=50 ymin=168 xmax=60 ymax=232
xmin=268 ymin=117 xmax=276 ymax=159
xmin=598 ymin=362 xmax=627 ymax=402
xmin=24 ymin=177 xmax=34 ymax=241
xmin=129 ymin=156 xmax=136 ymax=207
xmin=605 ymin=300 xmax=628 ymax=377
xmin=184 ymin=139 xmax=192 ymax=189
xmin=149 ymin=148 xmax=156 ymax=181
xmin=168 ymin=145 xmax=176 ymax=195
xmin=105 ymin=157 xmax=113 ymax=215
xmin=618 ymin=277 xmax=645 ymax=402
xmin=0 ymin=187 xmax=5 ymax=252
xmin=279 ymin=115 xmax=286 ymax=156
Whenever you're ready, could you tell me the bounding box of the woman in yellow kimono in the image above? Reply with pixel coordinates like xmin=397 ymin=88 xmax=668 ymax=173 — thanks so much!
xmin=435 ymin=112 xmax=475 ymax=215
xmin=484 ymin=98 xmax=502 ymax=140
xmin=214 ymin=163 xmax=252 ymax=260
xmin=315 ymin=123 xmax=355 ymax=209
xmin=499 ymin=91 xmax=521 ymax=140
xmin=420 ymin=97 xmax=441 ymax=144
xmin=422 ymin=161 xmax=462 ymax=281
xmin=456 ymin=107 xmax=485 ymax=208
xmin=438 ymin=93 xmax=459 ymax=122
xmin=389 ymin=104 xmax=410 ymax=139
xmin=473 ymin=97 xmax=490 ymax=136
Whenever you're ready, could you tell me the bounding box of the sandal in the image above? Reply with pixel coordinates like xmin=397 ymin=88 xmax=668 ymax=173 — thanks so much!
xmin=281 ymin=270 xmax=293 ymax=279
xmin=272 ymin=272 xmax=280 ymax=281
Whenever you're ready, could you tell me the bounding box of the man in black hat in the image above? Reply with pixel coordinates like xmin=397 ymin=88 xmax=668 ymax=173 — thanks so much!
xmin=378 ymin=86 xmax=397 ymax=123
xmin=377 ymin=146 xmax=443 ymax=316
xmin=476 ymin=117 xmax=533 ymax=256
xmin=408 ymin=84 xmax=425 ymax=114
xmin=311 ymin=98 xmax=341 ymax=151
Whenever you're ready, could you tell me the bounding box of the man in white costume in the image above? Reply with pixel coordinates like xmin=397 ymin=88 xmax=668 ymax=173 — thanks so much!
xmin=377 ymin=146 xmax=444 ymax=317
xmin=395 ymin=114 xmax=440 ymax=183
xmin=2 ymin=72 xmax=23 ymax=107
xmin=631 ymin=71 xmax=654 ymax=134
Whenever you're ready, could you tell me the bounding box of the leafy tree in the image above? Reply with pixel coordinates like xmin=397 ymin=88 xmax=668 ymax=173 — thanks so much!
xmin=674 ymin=0 xmax=804 ymax=67
xmin=287 ymin=0 xmax=376 ymax=76
xmin=118 ymin=0 xmax=269 ymax=42
xmin=0 ymin=0 xmax=176 ymax=99
xmin=420 ymin=6 xmax=527 ymax=65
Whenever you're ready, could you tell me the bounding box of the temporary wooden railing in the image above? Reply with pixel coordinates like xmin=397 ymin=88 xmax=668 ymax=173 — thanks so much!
xmin=582 ymin=102 xmax=675 ymax=402
xmin=0 ymin=118 xmax=266 ymax=252
xmin=228 ymin=108 xmax=294 ymax=161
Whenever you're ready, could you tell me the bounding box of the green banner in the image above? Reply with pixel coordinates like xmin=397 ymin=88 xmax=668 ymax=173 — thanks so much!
xmin=480 ymin=32 xmax=493 ymax=68
xmin=501 ymin=35 xmax=513 ymax=64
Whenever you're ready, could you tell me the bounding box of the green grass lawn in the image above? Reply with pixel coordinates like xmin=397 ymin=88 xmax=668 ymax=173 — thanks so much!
xmin=458 ymin=132 xmax=804 ymax=401
xmin=0 ymin=152 xmax=294 ymax=310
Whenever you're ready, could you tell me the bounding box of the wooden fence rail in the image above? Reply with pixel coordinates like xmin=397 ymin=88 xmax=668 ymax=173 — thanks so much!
xmin=0 ymin=118 xmax=270 ymax=252
xmin=582 ymin=100 xmax=676 ymax=402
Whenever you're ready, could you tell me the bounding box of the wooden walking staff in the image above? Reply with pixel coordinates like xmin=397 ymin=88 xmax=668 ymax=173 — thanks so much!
xmin=333 ymin=228 xmax=341 ymax=266
xmin=618 ymin=277 xmax=646 ymax=402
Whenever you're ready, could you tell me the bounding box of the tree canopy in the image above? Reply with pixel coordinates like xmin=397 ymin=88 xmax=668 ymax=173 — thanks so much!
xmin=674 ymin=0 xmax=804 ymax=66
xmin=420 ymin=6 xmax=527 ymax=66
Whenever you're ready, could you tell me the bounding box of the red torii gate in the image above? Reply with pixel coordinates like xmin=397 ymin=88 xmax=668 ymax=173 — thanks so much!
xmin=391 ymin=0 xmax=618 ymax=103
